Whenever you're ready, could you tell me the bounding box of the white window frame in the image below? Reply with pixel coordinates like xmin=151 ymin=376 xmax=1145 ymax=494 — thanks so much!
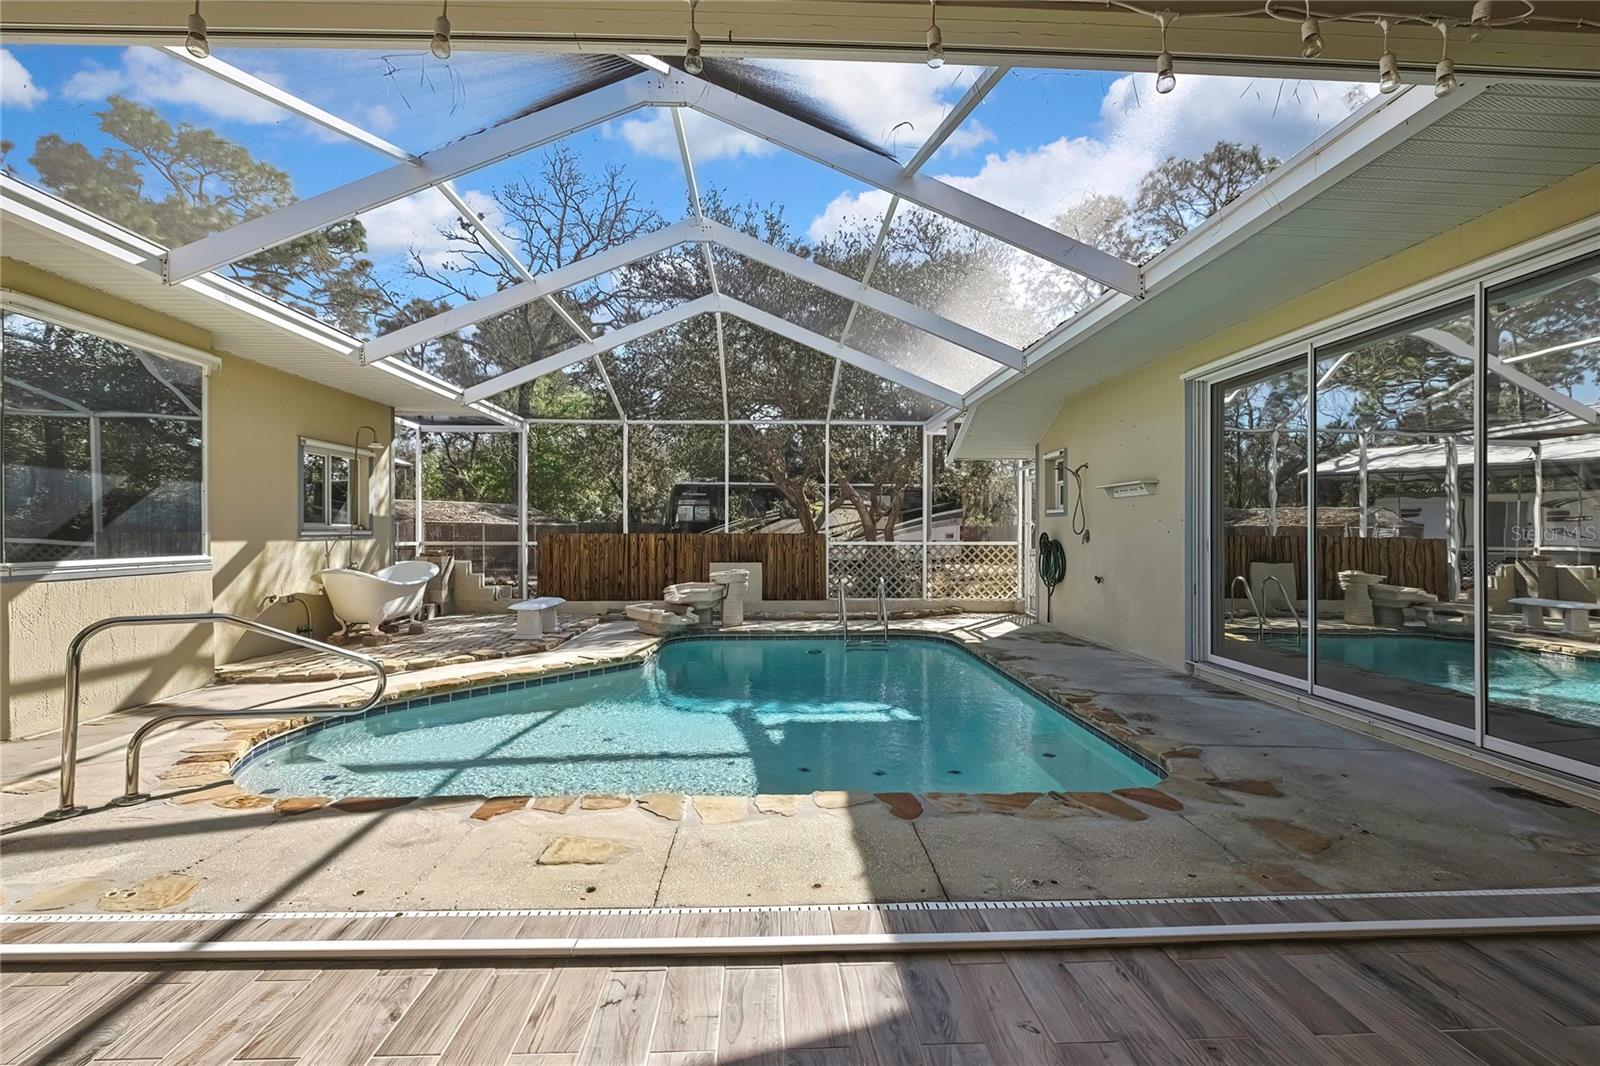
xmin=1042 ymin=448 xmax=1068 ymax=516
xmin=0 ymin=290 xmax=216 ymax=582
xmin=298 ymin=436 xmax=378 ymax=539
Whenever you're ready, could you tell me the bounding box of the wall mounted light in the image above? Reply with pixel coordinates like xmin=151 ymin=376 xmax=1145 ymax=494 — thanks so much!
xmin=185 ymin=1 xmax=209 ymax=59
xmin=431 ymin=1 xmax=453 ymax=60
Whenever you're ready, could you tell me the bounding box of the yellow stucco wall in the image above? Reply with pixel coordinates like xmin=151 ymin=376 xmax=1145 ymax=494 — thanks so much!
xmin=1036 ymin=165 xmax=1600 ymax=670
xmin=1 ymin=259 xmax=393 ymax=738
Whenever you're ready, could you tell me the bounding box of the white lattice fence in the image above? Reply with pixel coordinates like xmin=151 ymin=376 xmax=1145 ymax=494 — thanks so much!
xmin=927 ymin=542 xmax=1021 ymax=599
xmin=828 ymin=542 xmax=924 ymax=598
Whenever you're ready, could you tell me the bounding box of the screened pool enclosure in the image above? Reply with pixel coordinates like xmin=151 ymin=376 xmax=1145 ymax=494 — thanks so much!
xmin=1 ymin=41 xmax=1370 ymax=599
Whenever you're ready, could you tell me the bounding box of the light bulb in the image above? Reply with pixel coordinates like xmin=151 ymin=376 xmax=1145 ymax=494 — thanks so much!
xmin=431 ymin=11 xmax=452 ymax=60
xmin=1434 ymin=56 xmax=1457 ymax=97
xmin=926 ymin=23 xmax=945 ymax=68
xmin=185 ymin=3 xmax=209 ymax=59
xmin=1468 ymin=0 xmax=1492 ymax=42
xmin=1300 ymin=17 xmax=1324 ymax=59
xmin=1378 ymin=51 xmax=1401 ymax=94
xmin=685 ymin=27 xmax=704 ymax=73
xmin=1155 ymin=50 xmax=1175 ymax=94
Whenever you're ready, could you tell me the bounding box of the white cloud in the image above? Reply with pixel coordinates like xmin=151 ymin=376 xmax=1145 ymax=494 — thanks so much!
xmin=359 ymin=186 xmax=511 ymax=271
xmin=614 ymin=107 xmax=773 ymax=163
xmin=807 ymin=189 xmax=894 ymax=243
xmin=936 ymin=74 xmax=1371 ymax=225
xmin=61 ymin=47 xmax=289 ymax=125
xmin=363 ymin=104 xmax=398 ymax=134
xmin=0 ymin=48 xmax=46 ymax=109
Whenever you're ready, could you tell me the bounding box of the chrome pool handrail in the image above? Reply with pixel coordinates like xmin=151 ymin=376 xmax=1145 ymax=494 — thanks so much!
xmin=877 ymin=576 xmax=889 ymax=641
xmin=837 ymin=579 xmax=849 ymax=638
xmin=1227 ymin=575 xmax=1265 ymax=642
xmin=1259 ymin=575 xmax=1304 ymax=644
xmin=46 ymin=612 xmax=386 ymax=820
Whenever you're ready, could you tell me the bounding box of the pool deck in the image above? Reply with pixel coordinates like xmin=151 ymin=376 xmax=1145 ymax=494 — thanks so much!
xmin=3 ymin=615 xmax=1598 ymax=927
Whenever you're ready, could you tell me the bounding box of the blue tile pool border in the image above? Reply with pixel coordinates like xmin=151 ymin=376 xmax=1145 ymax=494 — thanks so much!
xmin=231 ymin=631 xmax=1165 ymax=783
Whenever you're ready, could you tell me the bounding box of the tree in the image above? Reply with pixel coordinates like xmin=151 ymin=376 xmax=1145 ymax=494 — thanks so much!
xmin=1119 ymin=142 xmax=1278 ymax=261
xmin=28 ymin=97 xmax=382 ymax=333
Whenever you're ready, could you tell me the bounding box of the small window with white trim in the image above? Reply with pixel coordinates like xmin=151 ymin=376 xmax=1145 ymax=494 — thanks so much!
xmin=1043 ymin=449 xmax=1068 ymax=516
xmin=299 ymin=439 xmax=374 ymax=536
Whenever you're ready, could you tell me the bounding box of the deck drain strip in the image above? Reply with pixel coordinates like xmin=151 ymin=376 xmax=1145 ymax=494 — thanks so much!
xmin=3 ymin=883 xmax=1597 ymax=925
xmin=5 ymin=916 xmax=1598 ymax=964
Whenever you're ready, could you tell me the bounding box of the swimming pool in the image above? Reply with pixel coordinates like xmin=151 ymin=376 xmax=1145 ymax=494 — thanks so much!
xmin=1274 ymin=633 xmax=1600 ymax=724
xmin=234 ymin=637 xmax=1161 ymax=798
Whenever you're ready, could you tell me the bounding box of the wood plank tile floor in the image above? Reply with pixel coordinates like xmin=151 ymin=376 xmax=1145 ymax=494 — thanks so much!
xmin=3 ymin=934 xmax=1597 ymax=1065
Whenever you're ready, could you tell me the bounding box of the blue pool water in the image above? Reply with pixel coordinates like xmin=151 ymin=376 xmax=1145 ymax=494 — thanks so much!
xmin=235 ymin=638 xmax=1159 ymax=798
xmin=1288 ymin=633 xmax=1600 ymax=724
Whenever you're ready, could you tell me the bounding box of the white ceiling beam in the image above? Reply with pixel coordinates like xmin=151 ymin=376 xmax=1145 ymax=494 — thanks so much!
xmin=665 ymin=72 xmax=1143 ymax=297
xmin=722 ymin=299 xmax=963 ymax=408
xmin=461 ymin=293 xmax=963 ymax=408
xmin=705 ymin=220 xmax=1022 ymax=368
xmin=161 ymin=76 xmax=655 ymax=284
xmin=461 ymin=294 xmax=720 ymax=403
xmin=160 ymin=47 xmax=420 ymax=166
xmin=360 ymin=220 xmax=700 ymax=364
xmin=901 ymin=66 xmax=1008 ymax=177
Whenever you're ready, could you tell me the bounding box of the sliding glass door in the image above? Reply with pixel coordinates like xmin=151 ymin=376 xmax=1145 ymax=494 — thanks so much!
xmin=1310 ymin=302 xmax=1477 ymax=736
xmin=1210 ymin=355 xmax=1309 ymax=682
xmin=1200 ymin=241 xmax=1600 ymax=784
xmin=1482 ymin=256 xmax=1600 ymax=774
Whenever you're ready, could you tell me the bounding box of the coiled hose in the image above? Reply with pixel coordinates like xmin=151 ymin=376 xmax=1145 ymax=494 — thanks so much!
xmin=1038 ymin=532 xmax=1066 ymax=622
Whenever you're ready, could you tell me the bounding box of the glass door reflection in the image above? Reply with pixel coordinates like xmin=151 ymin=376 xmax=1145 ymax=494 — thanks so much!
xmin=1312 ymin=302 xmax=1477 ymax=734
xmin=1211 ymin=356 xmax=1310 ymax=680
xmin=1483 ymin=255 xmax=1600 ymax=773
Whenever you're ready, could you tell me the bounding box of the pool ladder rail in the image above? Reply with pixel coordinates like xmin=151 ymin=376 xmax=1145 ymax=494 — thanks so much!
xmin=1227 ymin=575 xmax=1304 ymax=645
xmin=44 ymin=612 xmax=387 ymax=821
xmin=840 ymin=577 xmax=891 ymax=648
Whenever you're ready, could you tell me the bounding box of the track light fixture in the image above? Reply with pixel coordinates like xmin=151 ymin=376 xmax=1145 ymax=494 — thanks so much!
xmin=685 ymin=1 xmax=705 ymax=74
xmin=1154 ymin=11 xmax=1176 ymax=94
xmin=1433 ymin=21 xmax=1457 ymax=97
xmin=1299 ymin=3 xmax=1324 ymax=58
xmin=184 ymin=1 xmax=209 ymax=59
xmin=1468 ymin=0 xmax=1493 ymax=43
xmin=926 ymin=1 xmax=945 ymax=69
xmin=1376 ymin=18 xmax=1401 ymax=94
xmin=431 ymin=1 xmax=452 ymax=60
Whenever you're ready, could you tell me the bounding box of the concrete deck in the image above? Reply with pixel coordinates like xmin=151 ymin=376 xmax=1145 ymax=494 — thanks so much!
xmin=3 ymin=618 xmax=1597 ymax=918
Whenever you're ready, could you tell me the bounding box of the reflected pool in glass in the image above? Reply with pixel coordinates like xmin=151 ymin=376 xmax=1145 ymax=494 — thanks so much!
xmin=235 ymin=638 xmax=1160 ymax=798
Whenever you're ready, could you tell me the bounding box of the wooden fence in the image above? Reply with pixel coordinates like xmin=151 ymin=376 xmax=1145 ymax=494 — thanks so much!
xmin=1225 ymin=533 xmax=1450 ymax=600
xmin=537 ymin=533 xmax=826 ymax=601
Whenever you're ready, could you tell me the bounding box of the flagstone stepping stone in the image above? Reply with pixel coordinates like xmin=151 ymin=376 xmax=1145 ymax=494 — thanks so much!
xmin=1060 ymin=792 xmax=1148 ymax=821
xmin=159 ymin=761 xmax=231 ymax=782
xmin=754 ymin=794 xmax=802 ymax=817
xmin=694 ymin=796 xmax=749 ymax=824
xmin=175 ymin=784 xmax=246 ymax=806
xmin=273 ymin=797 xmax=329 ymax=815
xmin=639 ymin=794 xmax=685 ymax=820
xmin=334 ymin=796 xmax=411 ymax=813
xmin=529 ymin=795 xmax=576 ymax=814
xmin=1531 ymin=835 xmax=1600 ymax=855
xmin=812 ymin=791 xmax=874 ymax=809
xmin=976 ymin=793 xmax=1042 ymax=814
xmin=922 ymin=792 xmax=980 ymax=814
xmin=471 ymin=797 xmax=530 ymax=821
xmin=1249 ymin=817 xmax=1335 ymax=855
xmin=15 ymin=878 xmax=115 ymax=912
xmin=1157 ymin=777 xmax=1237 ymax=806
xmin=1114 ymin=787 xmax=1184 ymax=812
xmin=100 ymin=872 xmax=199 ymax=912
xmin=214 ymin=793 xmax=274 ymax=810
xmin=1215 ymin=779 xmax=1285 ymax=798
xmin=580 ymin=795 xmax=632 ymax=811
xmin=1162 ymin=747 xmax=1203 ymax=760
xmin=875 ymin=793 xmax=923 ymax=820
xmin=537 ymin=836 xmax=628 ymax=865
xmin=1 ymin=777 xmax=56 ymax=795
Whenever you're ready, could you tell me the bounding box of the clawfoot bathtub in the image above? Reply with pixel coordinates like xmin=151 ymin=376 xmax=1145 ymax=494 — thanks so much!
xmin=317 ymin=560 xmax=439 ymax=632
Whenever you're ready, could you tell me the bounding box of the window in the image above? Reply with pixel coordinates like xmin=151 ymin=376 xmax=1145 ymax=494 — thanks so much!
xmin=2 ymin=308 xmax=206 ymax=567
xmin=299 ymin=439 xmax=373 ymax=535
xmin=1043 ymin=450 xmax=1067 ymax=515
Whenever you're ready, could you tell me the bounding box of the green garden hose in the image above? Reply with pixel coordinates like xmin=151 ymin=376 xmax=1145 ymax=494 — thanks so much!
xmin=1038 ymin=532 xmax=1066 ymax=622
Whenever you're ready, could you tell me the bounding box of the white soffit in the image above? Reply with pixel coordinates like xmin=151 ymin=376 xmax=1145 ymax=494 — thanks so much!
xmin=0 ymin=177 xmax=491 ymax=419
xmin=953 ymin=81 xmax=1600 ymax=460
